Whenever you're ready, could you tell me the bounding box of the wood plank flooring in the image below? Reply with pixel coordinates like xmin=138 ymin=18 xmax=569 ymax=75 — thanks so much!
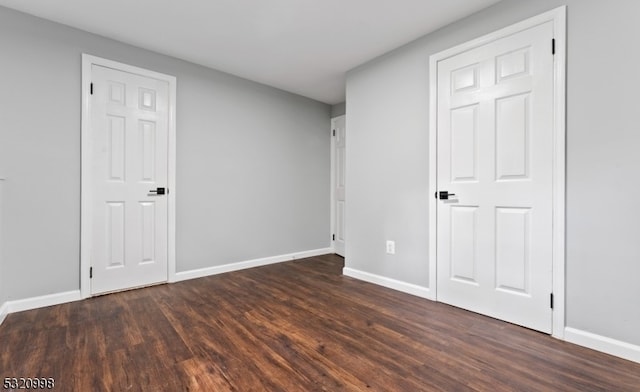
xmin=1 ymin=254 xmax=639 ymax=391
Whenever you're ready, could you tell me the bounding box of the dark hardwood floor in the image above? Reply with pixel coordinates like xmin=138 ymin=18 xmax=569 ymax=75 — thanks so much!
xmin=1 ymin=254 xmax=639 ymax=391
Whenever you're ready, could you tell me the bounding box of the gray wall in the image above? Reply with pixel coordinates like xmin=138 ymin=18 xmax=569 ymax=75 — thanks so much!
xmin=346 ymin=0 xmax=640 ymax=346
xmin=331 ymin=102 xmax=346 ymax=118
xmin=0 ymin=6 xmax=330 ymax=301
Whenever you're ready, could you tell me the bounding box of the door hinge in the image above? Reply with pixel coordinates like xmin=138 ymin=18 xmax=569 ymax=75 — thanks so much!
xmin=551 ymin=39 xmax=555 ymax=55
xmin=90 ymin=82 xmax=93 ymax=95
xmin=332 ymin=129 xmax=336 ymax=137
xmin=332 ymin=234 xmax=335 ymax=241
xmin=550 ymin=293 xmax=554 ymax=309
xmin=90 ymin=267 xmax=93 ymax=279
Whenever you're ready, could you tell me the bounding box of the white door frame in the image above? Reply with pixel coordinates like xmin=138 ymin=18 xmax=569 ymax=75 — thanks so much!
xmin=428 ymin=6 xmax=566 ymax=338
xmin=330 ymin=118 xmax=336 ymax=252
xmin=80 ymin=54 xmax=177 ymax=299
xmin=330 ymin=115 xmax=346 ymax=255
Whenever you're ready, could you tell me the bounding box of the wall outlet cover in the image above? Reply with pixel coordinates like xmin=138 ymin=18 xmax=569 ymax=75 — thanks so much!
xmin=386 ymin=240 xmax=395 ymax=254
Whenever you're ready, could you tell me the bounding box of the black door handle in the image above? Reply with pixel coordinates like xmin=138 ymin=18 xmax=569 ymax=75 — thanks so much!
xmin=438 ymin=191 xmax=455 ymax=200
xmin=149 ymin=187 xmax=165 ymax=195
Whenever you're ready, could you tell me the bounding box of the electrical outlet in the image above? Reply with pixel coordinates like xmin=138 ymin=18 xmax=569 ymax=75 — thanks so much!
xmin=386 ymin=240 xmax=395 ymax=255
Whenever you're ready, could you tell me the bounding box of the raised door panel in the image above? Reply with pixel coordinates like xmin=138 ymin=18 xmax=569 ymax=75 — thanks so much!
xmin=495 ymin=207 xmax=531 ymax=294
xmin=449 ymin=206 xmax=479 ymax=284
xmin=140 ymin=201 xmax=156 ymax=264
xmin=496 ymin=93 xmax=531 ymax=181
xmin=107 ymin=116 xmax=126 ymax=182
xmin=138 ymin=87 xmax=156 ymax=112
xmin=496 ymin=47 xmax=531 ymax=82
xmin=450 ymin=105 xmax=478 ymax=182
xmin=106 ymin=202 xmax=125 ymax=268
xmin=139 ymin=120 xmax=156 ymax=182
xmin=336 ymin=201 xmax=345 ymax=243
xmin=451 ymin=64 xmax=479 ymax=93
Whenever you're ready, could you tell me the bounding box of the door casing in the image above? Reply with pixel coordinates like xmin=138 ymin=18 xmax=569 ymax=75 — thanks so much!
xmin=428 ymin=6 xmax=566 ymax=338
xmin=80 ymin=54 xmax=177 ymax=299
xmin=331 ymin=115 xmax=346 ymax=256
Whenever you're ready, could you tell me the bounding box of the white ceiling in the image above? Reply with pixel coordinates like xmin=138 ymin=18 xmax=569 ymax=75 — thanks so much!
xmin=0 ymin=0 xmax=502 ymax=104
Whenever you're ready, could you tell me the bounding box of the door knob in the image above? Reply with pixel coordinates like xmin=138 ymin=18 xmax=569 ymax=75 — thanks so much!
xmin=438 ymin=191 xmax=455 ymax=200
xmin=149 ymin=187 xmax=165 ymax=195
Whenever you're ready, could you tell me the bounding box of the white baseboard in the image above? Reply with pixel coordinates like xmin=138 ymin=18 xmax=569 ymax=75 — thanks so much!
xmin=6 ymin=290 xmax=82 ymax=314
xmin=343 ymin=267 xmax=434 ymax=300
xmin=0 ymin=290 xmax=82 ymax=326
xmin=564 ymin=327 xmax=640 ymax=364
xmin=0 ymin=249 xmax=334 ymax=324
xmin=0 ymin=301 xmax=8 ymax=325
xmin=174 ymin=247 xmax=334 ymax=282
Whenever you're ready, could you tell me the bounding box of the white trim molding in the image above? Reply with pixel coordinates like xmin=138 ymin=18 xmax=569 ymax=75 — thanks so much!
xmin=0 ymin=249 xmax=333 ymax=326
xmin=5 ymin=290 xmax=82 ymax=315
xmin=0 ymin=291 xmax=82 ymax=326
xmin=428 ymin=6 xmax=567 ymax=338
xmin=0 ymin=302 xmax=8 ymax=325
xmin=0 ymin=178 xmax=5 ymax=325
xmin=330 ymin=115 xmax=346 ymax=257
xmin=174 ymin=248 xmax=334 ymax=282
xmin=565 ymin=327 xmax=640 ymax=364
xmin=330 ymin=118 xmax=337 ymax=253
xmin=343 ymin=268 xmax=433 ymax=300
xmin=80 ymin=54 xmax=177 ymax=298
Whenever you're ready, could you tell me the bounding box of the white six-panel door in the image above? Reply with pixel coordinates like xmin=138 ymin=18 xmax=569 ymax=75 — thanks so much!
xmin=89 ymin=64 xmax=170 ymax=295
xmin=333 ymin=116 xmax=346 ymax=256
xmin=436 ymin=21 xmax=554 ymax=333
